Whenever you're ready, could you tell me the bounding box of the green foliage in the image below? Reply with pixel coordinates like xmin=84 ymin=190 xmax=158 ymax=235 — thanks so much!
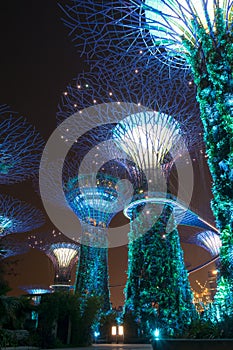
xmin=182 ymin=312 xmax=233 ymax=339
xmin=99 ymin=310 xmax=118 ymax=342
xmin=0 ymin=295 xmax=32 ymax=330
xmin=0 ymin=329 xmax=18 ymax=347
xmin=72 ymin=295 xmax=101 ymax=346
xmin=124 ymin=204 xmax=196 ymax=338
xmin=37 ymin=292 xmax=101 ymax=348
xmin=182 ymin=318 xmax=219 ymax=339
xmin=76 ymin=245 xmax=110 ymax=312
xmin=182 ymin=5 xmax=233 ymax=314
xmin=218 ymin=314 xmax=233 ymax=338
xmin=123 ymin=310 xmax=140 ymax=339
xmin=0 ymin=262 xmax=11 ymax=296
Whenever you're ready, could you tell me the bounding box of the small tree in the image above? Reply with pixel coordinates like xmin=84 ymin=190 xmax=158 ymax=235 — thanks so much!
xmin=37 ymin=292 xmax=101 ymax=348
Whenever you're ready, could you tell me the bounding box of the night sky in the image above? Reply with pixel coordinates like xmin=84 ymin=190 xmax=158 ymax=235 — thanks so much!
xmin=0 ymin=1 xmax=217 ymax=307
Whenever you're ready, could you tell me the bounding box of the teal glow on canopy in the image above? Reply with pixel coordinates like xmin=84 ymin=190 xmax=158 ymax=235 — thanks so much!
xmin=0 ymin=216 xmax=12 ymax=233
xmin=144 ymin=0 xmax=233 ymax=55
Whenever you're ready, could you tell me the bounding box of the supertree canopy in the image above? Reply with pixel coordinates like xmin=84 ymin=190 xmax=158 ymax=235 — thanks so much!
xmin=189 ymin=230 xmax=222 ymax=258
xmin=113 ymin=110 xmax=186 ymax=192
xmin=27 ymin=230 xmax=80 ymax=290
xmin=0 ymin=110 xmax=44 ymax=184
xmin=21 ymin=286 xmax=51 ymax=295
xmin=46 ymin=242 xmax=80 ymax=290
xmin=57 ymin=67 xmax=201 ymax=195
xmin=20 ymin=285 xmax=52 ymax=305
xmin=0 ymin=194 xmax=45 ymax=237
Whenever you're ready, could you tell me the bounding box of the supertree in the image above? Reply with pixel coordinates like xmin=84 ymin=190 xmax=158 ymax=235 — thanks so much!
xmin=64 ymin=163 xmax=134 ymax=311
xmin=40 ymin=128 xmax=137 ymax=313
xmin=53 ymin=68 xmax=204 ymax=336
xmin=60 ymin=0 xmax=233 ymax=309
xmin=20 ymin=285 xmax=52 ymax=305
xmin=27 ymin=230 xmax=80 ymax=291
xmin=0 ymin=109 xmax=44 ymax=184
xmin=46 ymin=242 xmax=80 ymax=291
xmin=0 ymin=194 xmax=45 ymax=237
xmin=112 ymin=112 xmax=198 ymax=337
xmin=40 ymin=83 xmax=136 ymax=312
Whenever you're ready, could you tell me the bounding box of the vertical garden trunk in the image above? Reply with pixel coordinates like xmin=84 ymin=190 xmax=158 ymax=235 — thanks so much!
xmin=124 ymin=204 xmax=195 ymax=337
xmin=183 ymin=9 xmax=233 ymax=312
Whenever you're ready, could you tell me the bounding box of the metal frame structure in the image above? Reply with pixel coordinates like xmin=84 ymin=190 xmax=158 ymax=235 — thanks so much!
xmin=0 ymin=110 xmax=44 ymax=184
xmin=0 ymin=194 xmax=45 ymax=237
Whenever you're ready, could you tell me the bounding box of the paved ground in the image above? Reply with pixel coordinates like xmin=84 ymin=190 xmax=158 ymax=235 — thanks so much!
xmin=89 ymin=345 xmax=152 ymax=350
xmin=5 ymin=344 xmax=152 ymax=350
xmin=47 ymin=345 xmax=152 ymax=350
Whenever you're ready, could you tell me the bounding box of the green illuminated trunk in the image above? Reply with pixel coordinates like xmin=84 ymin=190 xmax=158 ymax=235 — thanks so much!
xmin=75 ymin=225 xmax=111 ymax=313
xmin=183 ymin=9 xmax=233 ymax=312
xmin=124 ymin=204 xmax=195 ymax=337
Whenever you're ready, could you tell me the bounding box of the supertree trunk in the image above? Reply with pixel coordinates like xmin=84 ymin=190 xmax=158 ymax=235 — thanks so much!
xmin=124 ymin=204 xmax=195 ymax=337
xmin=183 ymin=9 xmax=233 ymax=309
xmin=75 ymin=224 xmax=110 ymax=312
xmin=76 ymin=245 xmax=110 ymax=312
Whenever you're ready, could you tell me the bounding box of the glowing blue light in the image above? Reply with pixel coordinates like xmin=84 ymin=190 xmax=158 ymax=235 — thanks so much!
xmin=153 ymin=328 xmax=160 ymax=339
xmin=27 ymin=289 xmax=50 ymax=295
xmin=0 ymin=113 xmax=44 ymax=184
xmin=94 ymin=331 xmax=100 ymax=337
xmin=0 ymin=216 xmax=12 ymax=230
xmin=0 ymin=194 xmax=45 ymax=236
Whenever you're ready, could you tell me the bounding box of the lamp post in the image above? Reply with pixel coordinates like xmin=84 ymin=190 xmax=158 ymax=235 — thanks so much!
xmin=111 ymin=325 xmax=124 ymax=344
xmin=118 ymin=325 xmax=124 ymax=343
xmin=111 ymin=326 xmax=117 ymax=343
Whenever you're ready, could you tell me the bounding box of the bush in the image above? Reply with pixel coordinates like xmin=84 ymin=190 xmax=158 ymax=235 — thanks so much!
xmin=36 ymin=292 xmax=101 ymax=348
xmin=182 ymin=318 xmax=219 ymax=339
xmin=218 ymin=314 xmax=233 ymax=338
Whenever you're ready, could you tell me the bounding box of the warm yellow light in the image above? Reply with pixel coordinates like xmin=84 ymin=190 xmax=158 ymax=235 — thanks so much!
xmin=118 ymin=325 xmax=124 ymax=336
xmin=111 ymin=326 xmax=117 ymax=336
xmin=212 ymin=270 xmax=218 ymax=275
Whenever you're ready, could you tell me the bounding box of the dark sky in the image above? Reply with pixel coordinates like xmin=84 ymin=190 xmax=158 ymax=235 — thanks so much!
xmin=0 ymin=1 xmax=129 ymax=307
xmin=0 ymin=1 xmax=217 ymax=307
xmin=0 ymin=0 xmax=84 ymax=139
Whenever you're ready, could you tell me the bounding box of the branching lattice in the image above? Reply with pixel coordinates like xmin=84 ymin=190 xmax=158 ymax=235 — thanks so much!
xmin=20 ymin=286 xmax=52 ymax=295
xmin=0 ymin=111 xmax=44 ymax=184
xmin=57 ymin=65 xmax=199 ymax=127
xmin=56 ymin=68 xmax=202 ymax=202
xmin=46 ymin=242 xmax=80 ymax=285
xmin=57 ymin=67 xmax=202 ymax=160
xmin=189 ymin=230 xmax=222 ymax=257
xmin=27 ymin=231 xmax=80 ymax=287
xmin=0 ymin=194 xmax=45 ymax=237
xmin=0 ymin=233 xmax=29 ymax=259
xmin=27 ymin=230 xmax=72 ymax=250
xmin=59 ymin=0 xmax=233 ymax=68
xmin=20 ymin=285 xmax=52 ymax=305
